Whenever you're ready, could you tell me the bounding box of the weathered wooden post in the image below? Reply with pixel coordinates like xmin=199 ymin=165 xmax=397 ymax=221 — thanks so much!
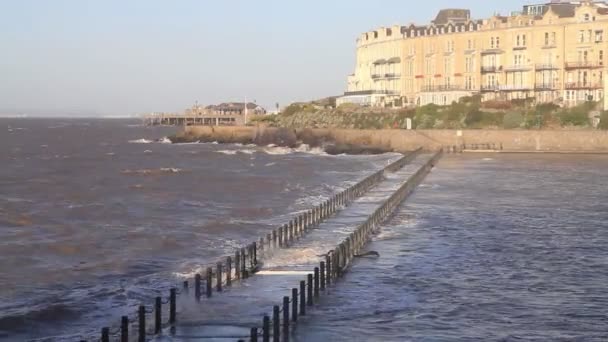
xmin=289 ymin=221 xmax=294 ymax=240
xmin=299 ymin=280 xmax=306 ymax=315
xmin=227 ymin=256 xmax=232 ymax=287
xmin=292 ymin=288 xmax=298 ymax=322
xmin=216 ymin=262 xmax=223 ymax=292
xmin=101 ymin=327 xmax=109 ymax=342
xmin=314 ymin=267 xmax=320 ymax=298
xmin=307 ymin=274 xmax=313 ymax=306
xmin=241 ymin=247 xmax=247 ymax=278
xmin=272 ymin=230 xmax=277 ymax=249
xmin=155 ymin=296 xmax=162 ymax=334
xmin=169 ymin=288 xmax=176 ymax=324
xmin=235 ymin=250 xmax=241 ymax=280
xmin=278 ymin=226 xmax=284 ymax=247
xmin=251 ymin=327 xmax=258 ymax=342
xmin=326 ymin=254 xmax=331 ymax=285
xmin=195 ymin=273 xmax=202 ymax=301
xmin=120 ymin=316 xmax=129 ymax=342
xmin=252 ymin=242 xmax=257 ymax=268
xmin=183 ymin=280 xmax=189 ymax=293
xmin=283 ymin=296 xmax=290 ymax=341
xmin=267 ymin=233 xmax=272 ymax=250
xmin=138 ymin=305 xmax=145 ymax=342
xmin=206 ymin=267 xmax=213 ymax=297
xmin=263 ymin=315 xmax=270 ymax=342
xmin=273 ymin=305 xmax=280 ymax=342
xmin=320 ymin=262 xmax=326 ymax=291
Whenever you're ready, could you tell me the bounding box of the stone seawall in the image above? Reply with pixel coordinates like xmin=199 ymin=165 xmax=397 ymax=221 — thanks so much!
xmin=180 ymin=126 xmax=608 ymax=153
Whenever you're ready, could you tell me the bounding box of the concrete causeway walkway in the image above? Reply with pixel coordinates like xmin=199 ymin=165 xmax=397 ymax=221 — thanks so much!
xmin=151 ymin=153 xmax=437 ymax=342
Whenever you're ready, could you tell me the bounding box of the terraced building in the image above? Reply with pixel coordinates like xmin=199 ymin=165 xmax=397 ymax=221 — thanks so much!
xmin=338 ymin=1 xmax=608 ymax=109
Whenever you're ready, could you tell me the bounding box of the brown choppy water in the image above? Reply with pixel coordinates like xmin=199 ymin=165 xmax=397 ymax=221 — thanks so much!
xmin=0 ymin=118 xmax=400 ymax=341
xmin=294 ymin=154 xmax=608 ymax=341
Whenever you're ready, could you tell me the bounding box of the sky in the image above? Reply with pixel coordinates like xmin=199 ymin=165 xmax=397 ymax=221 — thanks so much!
xmin=0 ymin=0 xmax=529 ymax=116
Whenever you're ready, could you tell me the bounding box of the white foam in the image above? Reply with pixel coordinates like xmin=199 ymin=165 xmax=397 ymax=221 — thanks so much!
xmin=264 ymin=146 xmax=293 ymax=155
xmin=158 ymin=137 xmax=172 ymax=144
xmin=216 ymin=150 xmax=237 ymax=155
xmin=144 ymin=150 xmax=153 ymax=153
xmin=129 ymin=138 xmax=153 ymax=144
xmin=160 ymin=167 xmax=182 ymax=173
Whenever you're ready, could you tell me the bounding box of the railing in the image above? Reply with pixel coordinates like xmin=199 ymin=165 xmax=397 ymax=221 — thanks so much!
xmin=239 ymin=150 xmax=443 ymax=342
xmin=480 ymin=85 xmax=499 ymax=92
xmin=420 ymin=85 xmax=466 ymax=92
xmin=385 ymin=73 xmax=401 ymax=79
xmin=481 ymin=66 xmax=500 ymax=73
xmin=371 ymin=74 xmax=383 ymax=79
xmin=535 ymin=64 xmax=559 ymax=70
xmin=535 ymin=83 xmax=559 ymax=90
xmin=480 ymin=48 xmax=504 ymax=55
xmin=88 ymin=149 xmax=423 ymax=342
xmin=343 ymin=89 xmax=399 ymax=96
xmin=503 ymin=65 xmax=532 ymax=72
xmin=565 ymin=82 xmax=603 ymax=90
xmin=564 ymin=61 xmax=603 ymax=69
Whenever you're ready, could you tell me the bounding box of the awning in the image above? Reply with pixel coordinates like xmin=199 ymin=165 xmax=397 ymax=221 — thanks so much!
xmin=373 ymin=59 xmax=387 ymax=65
xmin=387 ymin=57 xmax=401 ymax=64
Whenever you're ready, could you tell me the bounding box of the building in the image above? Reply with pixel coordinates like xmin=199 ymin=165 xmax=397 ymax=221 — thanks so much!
xmin=338 ymin=1 xmax=608 ymax=108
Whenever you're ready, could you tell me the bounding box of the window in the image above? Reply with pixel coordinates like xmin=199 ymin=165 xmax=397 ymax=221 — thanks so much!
xmin=584 ymin=14 xmax=590 ymax=22
xmin=496 ymin=37 xmax=500 ymax=48
xmin=491 ymin=37 xmax=495 ymax=49
xmin=596 ymin=30 xmax=604 ymax=43
xmin=517 ymin=35 xmax=520 ymax=47
xmin=523 ymin=35 xmax=526 ymax=46
xmin=579 ymin=30 xmax=585 ymax=43
xmin=551 ymin=32 xmax=556 ymax=46
xmin=600 ymin=50 xmax=604 ymax=66
xmin=545 ymin=32 xmax=549 ymax=46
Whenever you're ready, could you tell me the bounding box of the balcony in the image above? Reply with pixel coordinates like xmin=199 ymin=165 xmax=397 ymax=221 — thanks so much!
xmin=343 ymin=90 xmax=399 ymax=96
xmin=480 ymin=48 xmax=504 ymax=55
xmin=504 ymin=65 xmax=533 ymax=72
xmin=385 ymin=73 xmax=402 ymax=79
xmin=371 ymin=74 xmax=383 ymax=80
xmin=535 ymin=83 xmax=559 ymax=90
xmin=564 ymin=61 xmax=603 ymax=70
xmin=480 ymin=85 xmax=499 ymax=92
xmin=564 ymin=82 xmax=603 ymax=90
xmin=497 ymin=84 xmax=533 ymax=91
xmin=481 ymin=66 xmax=501 ymax=73
xmin=535 ymin=64 xmax=560 ymax=71
xmin=420 ymin=85 xmax=467 ymax=92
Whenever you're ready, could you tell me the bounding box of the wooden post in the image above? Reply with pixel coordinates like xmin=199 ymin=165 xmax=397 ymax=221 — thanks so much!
xmin=273 ymin=305 xmax=280 ymax=342
xmin=307 ymin=274 xmax=313 ymax=306
xmin=155 ymin=296 xmax=162 ymax=334
xmin=272 ymin=230 xmax=277 ymax=249
xmin=326 ymin=254 xmax=331 ymax=285
xmin=314 ymin=267 xmax=320 ymax=298
xmin=138 ymin=305 xmax=145 ymax=342
xmin=292 ymin=288 xmax=298 ymax=322
xmin=263 ymin=315 xmax=270 ymax=342
xmin=227 ymin=257 xmax=232 ymax=287
xmin=217 ymin=262 xmax=223 ymax=292
xmin=235 ymin=250 xmax=241 ymax=280
xmin=120 ymin=316 xmax=129 ymax=342
xmin=206 ymin=267 xmax=213 ymax=297
xmin=169 ymin=288 xmax=176 ymax=324
xmin=241 ymin=248 xmax=247 ymax=278
xmin=195 ymin=273 xmax=201 ymax=301
xmin=283 ymin=296 xmax=290 ymax=341
xmin=101 ymin=327 xmax=109 ymax=342
xmin=251 ymin=327 xmax=258 ymax=342
xmin=299 ymin=280 xmax=306 ymax=315
xmin=320 ymin=262 xmax=326 ymax=291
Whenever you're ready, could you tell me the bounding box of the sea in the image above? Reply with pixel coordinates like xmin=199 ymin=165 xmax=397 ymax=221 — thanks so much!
xmin=2 ymin=118 xmax=607 ymax=341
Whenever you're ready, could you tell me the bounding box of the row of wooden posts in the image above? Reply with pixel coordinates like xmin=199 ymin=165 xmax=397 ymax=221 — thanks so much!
xmin=237 ymin=150 xmax=443 ymax=342
xmin=93 ymin=150 xmax=423 ymax=342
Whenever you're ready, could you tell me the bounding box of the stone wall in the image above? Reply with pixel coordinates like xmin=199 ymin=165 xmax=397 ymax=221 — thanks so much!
xmin=183 ymin=126 xmax=608 ymax=153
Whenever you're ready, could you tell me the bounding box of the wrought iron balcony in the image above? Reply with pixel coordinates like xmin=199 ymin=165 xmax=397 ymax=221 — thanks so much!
xmin=503 ymin=65 xmax=533 ymax=72
xmin=564 ymin=82 xmax=602 ymax=90
xmin=420 ymin=85 xmax=467 ymax=92
xmin=385 ymin=73 xmax=402 ymax=79
xmin=534 ymin=83 xmax=559 ymax=90
xmin=481 ymin=66 xmax=501 ymax=73
xmin=564 ymin=61 xmax=603 ymax=70
xmin=535 ymin=64 xmax=560 ymax=71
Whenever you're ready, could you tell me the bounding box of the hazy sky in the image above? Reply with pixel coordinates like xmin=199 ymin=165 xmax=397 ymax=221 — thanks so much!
xmin=0 ymin=0 xmax=528 ymax=116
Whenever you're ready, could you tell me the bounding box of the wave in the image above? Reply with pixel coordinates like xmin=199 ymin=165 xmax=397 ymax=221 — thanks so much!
xmin=159 ymin=137 xmax=172 ymax=144
xmin=216 ymin=150 xmax=238 ymax=155
xmin=121 ymin=168 xmax=184 ymax=175
xmin=128 ymin=138 xmax=153 ymax=144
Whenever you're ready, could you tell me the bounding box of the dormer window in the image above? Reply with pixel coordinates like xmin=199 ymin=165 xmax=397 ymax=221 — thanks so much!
xmin=584 ymin=14 xmax=590 ymax=22
xmin=386 ymin=28 xmax=392 ymax=36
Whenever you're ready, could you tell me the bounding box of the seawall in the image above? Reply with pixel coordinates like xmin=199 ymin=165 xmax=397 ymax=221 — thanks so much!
xmin=178 ymin=126 xmax=608 ymax=153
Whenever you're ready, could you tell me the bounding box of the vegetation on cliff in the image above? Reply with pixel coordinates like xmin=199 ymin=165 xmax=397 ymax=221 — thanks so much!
xmin=255 ymin=96 xmax=604 ymax=130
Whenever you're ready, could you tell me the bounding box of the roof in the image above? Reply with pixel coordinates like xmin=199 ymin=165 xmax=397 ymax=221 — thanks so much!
xmin=547 ymin=3 xmax=576 ymax=18
xmin=432 ymin=9 xmax=471 ymax=25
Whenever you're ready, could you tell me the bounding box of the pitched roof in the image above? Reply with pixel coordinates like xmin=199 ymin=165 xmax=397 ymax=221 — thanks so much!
xmin=548 ymin=3 xmax=576 ymax=18
xmin=432 ymin=9 xmax=471 ymax=25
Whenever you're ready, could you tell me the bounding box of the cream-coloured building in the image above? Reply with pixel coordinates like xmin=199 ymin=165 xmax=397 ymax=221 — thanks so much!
xmin=338 ymin=1 xmax=608 ymax=108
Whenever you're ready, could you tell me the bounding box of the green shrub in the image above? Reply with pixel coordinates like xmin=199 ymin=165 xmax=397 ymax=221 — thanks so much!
xmin=464 ymin=109 xmax=483 ymax=126
xmin=598 ymin=111 xmax=608 ymax=130
xmin=502 ymin=111 xmax=524 ymax=129
xmin=559 ymin=106 xmax=589 ymax=126
xmin=536 ymin=103 xmax=560 ymax=114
